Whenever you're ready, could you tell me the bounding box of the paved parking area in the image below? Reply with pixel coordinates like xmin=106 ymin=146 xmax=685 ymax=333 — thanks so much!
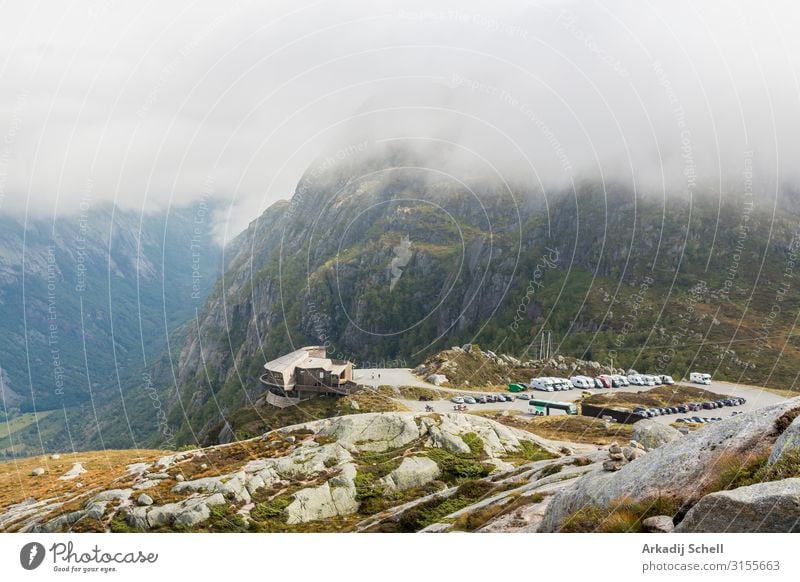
xmin=353 ymin=369 xmax=791 ymax=424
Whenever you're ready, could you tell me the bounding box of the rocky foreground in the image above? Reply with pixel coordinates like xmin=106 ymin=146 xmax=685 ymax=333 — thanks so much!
xmin=3 ymin=398 xmax=799 ymax=533
xmin=1 ymin=412 xmax=597 ymax=533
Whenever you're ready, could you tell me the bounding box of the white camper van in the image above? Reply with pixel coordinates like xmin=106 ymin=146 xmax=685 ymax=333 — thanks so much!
xmin=690 ymin=372 xmax=712 ymax=385
xmin=570 ymin=375 xmax=593 ymax=389
xmin=530 ymin=377 xmax=555 ymax=391
xmin=627 ymin=374 xmax=643 ymax=386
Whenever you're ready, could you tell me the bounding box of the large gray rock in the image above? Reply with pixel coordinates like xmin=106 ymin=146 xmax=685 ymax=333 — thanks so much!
xmin=426 ymin=374 xmax=448 ymax=386
xmin=381 ymin=457 xmax=440 ymax=491
xmin=58 ymin=462 xmax=86 ymax=480
xmin=769 ymin=416 xmax=800 ymax=465
xmin=285 ymin=481 xmax=359 ymax=524
xmin=676 ymin=478 xmax=800 ymax=533
xmin=632 ymin=420 xmax=682 ymax=450
xmin=539 ymin=398 xmax=800 ymax=532
xmin=172 ymin=471 xmax=251 ymax=504
xmin=315 ymin=413 xmax=423 ymax=453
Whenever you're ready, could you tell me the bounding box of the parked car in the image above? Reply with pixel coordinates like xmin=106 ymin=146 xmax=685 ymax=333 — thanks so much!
xmin=463 ymin=397 xmax=477 ymax=404
xmin=596 ymin=375 xmax=612 ymax=388
xmin=690 ymin=417 xmax=704 ymax=423
xmin=677 ymin=404 xmax=689 ymax=413
xmin=419 ymin=395 xmax=433 ymax=402
xmin=516 ymin=393 xmax=531 ymax=400
xmin=476 ymin=396 xmax=487 ymax=404
xmin=451 ymin=397 xmax=464 ymax=404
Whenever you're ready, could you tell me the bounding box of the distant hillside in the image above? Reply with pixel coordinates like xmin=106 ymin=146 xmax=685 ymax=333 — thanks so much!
xmin=0 ymin=203 xmax=221 ymax=457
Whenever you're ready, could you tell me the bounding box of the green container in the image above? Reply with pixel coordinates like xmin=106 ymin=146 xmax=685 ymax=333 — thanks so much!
xmin=508 ymin=383 xmax=526 ymax=393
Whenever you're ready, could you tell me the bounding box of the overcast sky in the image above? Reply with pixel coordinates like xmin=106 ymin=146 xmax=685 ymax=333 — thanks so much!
xmin=1 ymin=0 xmax=799 ymax=241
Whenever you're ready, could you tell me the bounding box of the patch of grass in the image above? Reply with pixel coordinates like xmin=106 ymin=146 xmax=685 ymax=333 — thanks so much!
xmin=760 ymin=448 xmax=800 ymax=481
xmin=461 ymin=433 xmax=485 ymax=457
xmin=451 ymin=492 xmax=546 ymax=532
xmin=251 ymin=496 xmax=291 ymax=521
xmin=205 ymin=503 xmax=248 ymax=532
xmin=584 ymin=384 xmax=728 ymax=410
xmin=394 ymin=480 xmax=496 ymax=532
xmin=109 ymin=511 xmax=141 ymax=533
xmin=560 ymin=496 xmax=681 ymax=533
xmin=483 ymin=413 xmax=634 ymax=445
xmin=425 ymin=448 xmax=494 ymax=483
xmin=396 ymin=386 xmax=446 ymax=401
xmin=704 ymin=452 xmax=769 ymax=494
xmin=501 ymin=440 xmax=557 ymax=465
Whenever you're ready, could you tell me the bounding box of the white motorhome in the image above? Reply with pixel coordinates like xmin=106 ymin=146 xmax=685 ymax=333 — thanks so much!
xmin=642 ymin=375 xmax=658 ymax=386
xmin=552 ymin=377 xmax=572 ymax=390
xmin=530 ymin=377 xmax=555 ymax=391
xmin=659 ymin=374 xmax=675 ymax=385
xmin=690 ymin=372 xmax=712 ymax=385
xmin=627 ymin=374 xmax=643 ymax=386
xmin=613 ymin=374 xmax=630 ymax=386
xmin=569 ymin=375 xmax=594 ymax=389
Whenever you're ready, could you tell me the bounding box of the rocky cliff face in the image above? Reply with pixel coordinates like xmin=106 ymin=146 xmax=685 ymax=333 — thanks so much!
xmin=168 ymin=145 xmax=800 ymax=445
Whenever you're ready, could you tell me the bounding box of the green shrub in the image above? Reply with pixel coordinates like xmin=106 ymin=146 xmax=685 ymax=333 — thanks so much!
xmin=207 ymin=504 xmax=248 ymax=532
xmin=396 ymin=480 xmax=495 ymax=531
xmin=426 ymin=448 xmax=494 ymax=482
xmin=461 ymin=432 xmax=485 ymax=457
xmin=251 ymin=497 xmax=290 ymax=521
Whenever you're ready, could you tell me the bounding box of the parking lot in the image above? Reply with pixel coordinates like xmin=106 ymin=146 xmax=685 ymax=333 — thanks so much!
xmin=353 ymin=369 xmax=789 ymax=424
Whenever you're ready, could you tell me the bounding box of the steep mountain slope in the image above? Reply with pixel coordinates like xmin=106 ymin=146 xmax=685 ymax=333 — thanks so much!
xmin=168 ymin=147 xmax=800 ymax=445
xmin=0 ymin=203 xmax=221 ymax=456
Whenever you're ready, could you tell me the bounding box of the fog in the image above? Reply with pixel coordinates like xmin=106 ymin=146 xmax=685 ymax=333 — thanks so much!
xmin=1 ymin=0 xmax=799 ymax=241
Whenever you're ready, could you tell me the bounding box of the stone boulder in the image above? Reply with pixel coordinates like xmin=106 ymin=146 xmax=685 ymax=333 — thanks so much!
xmin=315 ymin=414 xmax=423 ymax=453
xmin=58 ymin=463 xmax=86 ymax=480
xmin=769 ymin=415 xmax=800 ymax=465
xmin=426 ymin=374 xmax=448 ymax=386
xmin=285 ymin=481 xmax=359 ymax=524
xmin=381 ymin=457 xmax=440 ymax=491
xmin=642 ymin=515 xmax=675 ymax=533
xmin=539 ymin=398 xmax=800 ymax=532
xmin=676 ymin=478 xmax=800 ymax=533
xmin=631 ymin=420 xmax=682 ymax=450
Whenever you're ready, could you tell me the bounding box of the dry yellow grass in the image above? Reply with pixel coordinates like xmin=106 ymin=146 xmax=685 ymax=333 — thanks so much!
xmin=474 ymin=410 xmax=633 ymax=445
xmin=0 ymin=449 xmax=165 ymax=513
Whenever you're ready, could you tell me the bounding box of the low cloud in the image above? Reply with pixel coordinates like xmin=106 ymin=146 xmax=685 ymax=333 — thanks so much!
xmin=1 ymin=0 xmax=799 ymax=241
